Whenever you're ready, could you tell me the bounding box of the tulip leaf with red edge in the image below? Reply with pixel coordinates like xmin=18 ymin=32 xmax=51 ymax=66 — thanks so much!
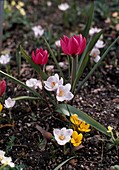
xmin=0 ymin=70 xmax=42 ymax=98
xmin=20 ymin=45 xmax=47 ymax=80
xmin=82 ymin=3 xmax=94 ymax=39
xmin=76 ymin=35 xmax=119 ymax=93
xmin=72 ymin=31 xmax=102 ymax=93
xmin=56 ymin=103 xmax=111 ymax=137
xmin=41 ymin=36 xmax=64 ymax=80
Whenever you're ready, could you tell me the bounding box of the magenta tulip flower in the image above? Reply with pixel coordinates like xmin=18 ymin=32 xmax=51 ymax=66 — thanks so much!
xmin=60 ymin=34 xmax=86 ymax=56
xmin=32 ymin=47 xmax=48 ymax=65
xmin=0 ymin=80 xmax=6 ymax=97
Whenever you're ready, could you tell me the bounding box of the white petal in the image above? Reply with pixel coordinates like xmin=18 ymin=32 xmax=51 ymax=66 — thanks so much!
xmin=93 ymin=55 xmax=101 ymax=63
xmin=64 ymin=83 xmax=71 ymax=92
xmin=65 ymin=92 xmax=74 ymax=101
xmin=56 ymin=95 xmax=65 ymax=102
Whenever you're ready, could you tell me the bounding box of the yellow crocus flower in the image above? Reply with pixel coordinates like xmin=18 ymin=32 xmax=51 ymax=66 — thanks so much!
xmin=70 ymin=114 xmax=82 ymax=126
xmin=71 ymin=131 xmax=83 ymax=147
xmin=16 ymin=5 xmax=21 ymax=10
xmin=18 ymin=1 xmax=24 ymax=7
xmin=0 ymin=103 xmax=3 ymax=112
xmin=78 ymin=121 xmax=91 ymax=132
xmin=107 ymin=126 xmax=113 ymax=133
xmin=11 ymin=1 xmax=16 ymax=6
xmin=19 ymin=8 xmax=26 ymax=16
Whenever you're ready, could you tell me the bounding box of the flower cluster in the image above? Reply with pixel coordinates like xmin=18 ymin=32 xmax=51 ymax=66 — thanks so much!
xmin=70 ymin=114 xmax=91 ymax=146
xmin=44 ymin=74 xmax=74 ymax=101
xmin=11 ymin=1 xmax=26 ymax=16
xmin=53 ymin=114 xmax=90 ymax=147
xmin=89 ymin=27 xmax=105 ymax=63
xmin=0 ymin=150 xmax=15 ymax=168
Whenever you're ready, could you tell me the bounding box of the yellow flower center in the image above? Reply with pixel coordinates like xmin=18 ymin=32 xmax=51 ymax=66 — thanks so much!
xmin=59 ymin=135 xmax=65 ymax=140
xmin=93 ymin=52 xmax=97 ymax=57
xmin=52 ymin=82 xmax=56 ymax=87
xmin=59 ymin=89 xmax=64 ymax=96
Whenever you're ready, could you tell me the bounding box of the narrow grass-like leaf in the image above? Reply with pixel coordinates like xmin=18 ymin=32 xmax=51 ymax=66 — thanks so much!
xmin=72 ymin=31 xmax=102 ymax=92
xmin=20 ymin=45 xmax=47 ymax=79
xmin=54 ymin=156 xmax=75 ymax=170
xmin=76 ymin=35 xmax=119 ymax=92
xmin=0 ymin=70 xmax=41 ymax=97
xmin=57 ymin=104 xmax=110 ymax=137
xmin=82 ymin=3 xmax=94 ymax=39
xmin=42 ymin=36 xmax=64 ymax=79
xmin=13 ymin=96 xmax=41 ymax=101
xmin=16 ymin=44 xmax=21 ymax=76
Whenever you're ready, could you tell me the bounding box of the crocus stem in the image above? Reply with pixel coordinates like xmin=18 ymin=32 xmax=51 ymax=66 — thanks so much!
xmin=0 ymin=165 xmax=6 ymax=170
xmin=71 ymin=56 xmax=76 ymax=90
xmin=39 ymin=72 xmax=53 ymax=113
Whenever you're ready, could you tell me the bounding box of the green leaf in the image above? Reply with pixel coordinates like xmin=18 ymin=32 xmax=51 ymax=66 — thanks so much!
xmin=42 ymin=36 xmax=64 ymax=79
xmin=20 ymin=45 xmax=47 ymax=80
xmin=76 ymin=35 xmax=119 ymax=92
xmin=16 ymin=43 xmax=21 ymax=76
xmin=54 ymin=156 xmax=75 ymax=170
xmin=72 ymin=31 xmax=102 ymax=92
xmin=114 ymin=165 xmax=119 ymax=170
xmin=0 ymin=70 xmax=41 ymax=98
xmin=13 ymin=96 xmax=41 ymax=101
xmin=57 ymin=104 xmax=110 ymax=137
xmin=82 ymin=3 xmax=94 ymax=39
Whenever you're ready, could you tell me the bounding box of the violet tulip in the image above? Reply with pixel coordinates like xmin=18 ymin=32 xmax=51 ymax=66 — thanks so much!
xmin=60 ymin=34 xmax=86 ymax=56
xmin=0 ymin=80 xmax=6 ymax=97
xmin=32 ymin=47 xmax=48 ymax=65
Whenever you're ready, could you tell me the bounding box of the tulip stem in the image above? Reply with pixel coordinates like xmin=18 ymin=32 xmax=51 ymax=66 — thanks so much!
xmin=71 ymin=56 xmax=76 ymax=90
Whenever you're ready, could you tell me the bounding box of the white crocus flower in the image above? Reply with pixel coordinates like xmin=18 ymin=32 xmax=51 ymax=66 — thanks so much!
xmin=32 ymin=25 xmax=44 ymax=38
xmin=95 ymin=40 xmax=105 ymax=48
xmin=58 ymin=3 xmax=70 ymax=11
xmin=4 ymin=97 xmax=16 ymax=109
xmin=0 ymin=54 xmax=11 ymax=65
xmin=46 ymin=65 xmax=54 ymax=72
xmin=56 ymin=84 xmax=74 ymax=102
xmin=26 ymin=78 xmax=42 ymax=89
xmin=53 ymin=127 xmax=73 ymax=145
xmin=44 ymin=74 xmax=63 ymax=91
xmin=55 ymin=40 xmax=61 ymax=47
xmin=90 ymin=48 xmax=101 ymax=63
xmin=1 ymin=156 xmax=15 ymax=167
xmin=89 ymin=27 xmax=101 ymax=36
xmin=0 ymin=150 xmax=5 ymax=160
xmin=47 ymin=1 xmax=52 ymax=7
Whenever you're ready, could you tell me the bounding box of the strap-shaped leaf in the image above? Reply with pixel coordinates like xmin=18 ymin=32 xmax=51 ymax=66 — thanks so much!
xmin=0 ymin=70 xmax=41 ymax=98
xmin=82 ymin=3 xmax=94 ymax=39
xmin=76 ymin=35 xmax=119 ymax=92
xmin=57 ymin=104 xmax=110 ymax=137
xmin=54 ymin=156 xmax=75 ymax=170
xmin=42 ymin=36 xmax=64 ymax=80
xmin=72 ymin=31 xmax=102 ymax=92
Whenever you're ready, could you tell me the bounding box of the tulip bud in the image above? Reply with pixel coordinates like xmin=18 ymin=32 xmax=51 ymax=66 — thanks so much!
xmin=32 ymin=47 xmax=48 ymax=65
xmin=0 ymin=80 xmax=6 ymax=97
